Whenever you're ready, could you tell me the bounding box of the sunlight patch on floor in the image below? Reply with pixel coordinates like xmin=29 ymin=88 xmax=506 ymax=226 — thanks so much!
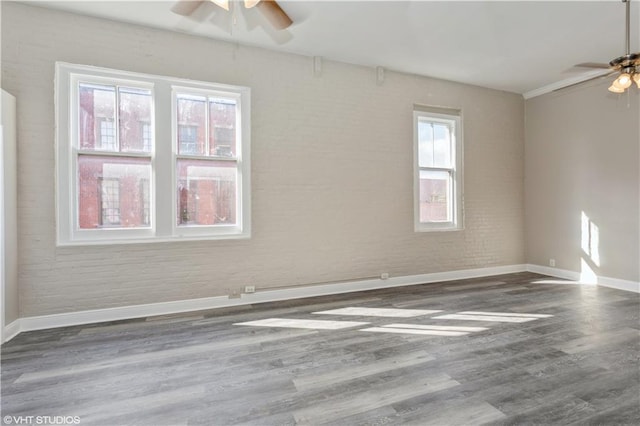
xmin=360 ymin=322 xmax=489 ymax=336
xmin=234 ymin=318 xmax=369 ymax=330
xmin=434 ymin=311 xmax=553 ymax=323
xmin=312 ymin=307 xmax=442 ymax=317
xmin=459 ymin=311 xmax=553 ymax=318
xmin=235 ymin=310 xmax=553 ymax=333
xmin=361 ymin=327 xmax=470 ymax=336
xmin=383 ymin=323 xmax=489 ymax=332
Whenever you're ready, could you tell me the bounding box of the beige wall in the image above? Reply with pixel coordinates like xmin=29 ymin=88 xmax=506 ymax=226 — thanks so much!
xmin=525 ymin=81 xmax=639 ymax=282
xmin=2 ymin=3 xmax=524 ymax=317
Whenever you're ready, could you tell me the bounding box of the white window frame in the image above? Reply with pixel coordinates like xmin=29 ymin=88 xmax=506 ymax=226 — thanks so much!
xmin=56 ymin=63 xmax=251 ymax=245
xmin=413 ymin=107 xmax=463 ymax=232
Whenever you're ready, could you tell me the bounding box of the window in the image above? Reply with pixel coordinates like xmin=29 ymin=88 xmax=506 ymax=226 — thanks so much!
xmin=175 ymin=93 xmax=238 ymax=230
xmin=56 ymin=63 xmax=251 ymax=245
xmin=76 ymin=82 xmax=152 ymax=232
xmin=413 ymin=107 xmax=463 ymax=231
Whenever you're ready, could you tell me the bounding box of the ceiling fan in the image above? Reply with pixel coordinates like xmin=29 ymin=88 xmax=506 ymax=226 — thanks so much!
xmin=171 ymin=0 xmax=293 ymax=30
xmin=575 ymin=0 xmax=639 ymax=93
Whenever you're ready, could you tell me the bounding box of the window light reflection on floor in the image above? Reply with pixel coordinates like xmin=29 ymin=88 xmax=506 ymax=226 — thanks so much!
xmin=312 ymin=307 xmax=442 ymax=317
xmin=361 ymin=323 xmax=489 ymax=337
xmin=234 ymin=318 xmax=369 ymax=330
xmin=383 ymin=324 xmax=489 ymax=332
xmin=433 ymin=312 xmax=553 ymax=323
xmin=458 ymin=311 xmax=552 ymax=318
xmin=361 ymin=327 xmax=469 ymax=336
xmin=234 ymin=309 xmax=553 ymax=334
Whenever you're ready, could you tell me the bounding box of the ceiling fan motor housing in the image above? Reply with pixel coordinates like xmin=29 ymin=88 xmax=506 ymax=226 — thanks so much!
xmin=609 ymin=53 xmax=640 ymax=70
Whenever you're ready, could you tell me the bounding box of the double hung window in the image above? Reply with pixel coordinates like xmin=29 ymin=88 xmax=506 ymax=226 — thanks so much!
xmin=175 ymin=93 xmax=238 ymax=228
xmin=413 ymin=107 xmax=463 ymax=231
xmin=56 ymin=63 xmax=250 ymax=245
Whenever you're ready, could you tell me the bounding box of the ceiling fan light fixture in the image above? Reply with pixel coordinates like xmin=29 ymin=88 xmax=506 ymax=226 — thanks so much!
xmin=244 ymin=0 xmax=261 ymax=8
xmin=210 ymin=0 xmax=229 ymax=11
xmin=614 ymin=73 xmax=633 ymax=89
xmin=608 ymin=84 xmax=625 ymax=93
xmin=593 ymin=0 xmax=640 ymax=94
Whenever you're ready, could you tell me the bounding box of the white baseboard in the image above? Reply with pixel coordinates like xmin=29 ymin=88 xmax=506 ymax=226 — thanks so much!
xmin=3 ymin=263 xmax=636 ymax=344
xmin=2 ymin=319 xmax=21 ymax=344
xmin=598 ymin=275 xmax=640 ymax=293
xmin=525 ymin=264 xmax=639 ymax=293
xmin=3 ymin=264 xmax=526 ymax=343
xmin=525 ymin=264 xmax=580 ymax=281
xmin=236 ymin=264 xmax=528 ymax=305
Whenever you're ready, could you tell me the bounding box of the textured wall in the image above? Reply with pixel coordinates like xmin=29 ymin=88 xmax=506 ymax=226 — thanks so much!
xmin=2 ymin=3 xmax=524 ymax=317
xmin=525 ymin=81 xmax=639 ymax=282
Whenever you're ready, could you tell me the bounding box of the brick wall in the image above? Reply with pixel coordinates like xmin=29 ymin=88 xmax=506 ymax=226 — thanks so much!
xmin=1 ymin=3 xmax=525 ymax=317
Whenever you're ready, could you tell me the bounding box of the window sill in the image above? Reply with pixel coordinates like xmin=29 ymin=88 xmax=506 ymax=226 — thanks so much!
xmin=56 ymin=233 xmax=251 ymax=247
xmin=415 ymin=223 xmax=464 ymax=233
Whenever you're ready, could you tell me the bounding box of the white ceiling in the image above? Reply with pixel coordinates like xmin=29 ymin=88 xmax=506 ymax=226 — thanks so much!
xmin=26 ymin=0 xmax=640 ymax=95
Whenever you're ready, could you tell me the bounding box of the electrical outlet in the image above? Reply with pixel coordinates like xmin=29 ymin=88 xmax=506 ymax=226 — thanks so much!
xmin=549 ymin=259 xmax=556 ymax=267
xmin=244 ymin=285 xmax=256 ymax=294
xmin=380 ymin=273 xmax=390 ymax=280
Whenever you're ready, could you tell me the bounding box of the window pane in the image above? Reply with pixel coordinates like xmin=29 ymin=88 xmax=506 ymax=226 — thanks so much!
xmin=176 ymin=159 xmax=237 ymax=226
xmin=177 ymin=94 xmax=206 ymax=155
xmin=100 ymin=178 xmax=120 ymax=226
xmin=78 ymin=155 xmax=151 ymax=229
xmin=419 ymin=170 xmax=451 ymax=223
xmin=418 ymin=120 xmax=434 ymax=168
xmin=433 ymin=123 xmax=452 ymax=168
xmin=119 ymin=87 xmax=153 ymax=153
xmin=79 ymin=83 xmax=116 ymax=151
xmin=209 ymin=98 xmax=237 ymax=157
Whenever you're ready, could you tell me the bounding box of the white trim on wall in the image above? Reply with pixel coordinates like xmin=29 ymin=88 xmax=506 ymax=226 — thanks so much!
xmin=595 ymin=275 xmax=640 ymax=293
xmin=3 ymin=319 xmax=20 ymax=343
xmin=2 ymin=90 xmax=19 ymax=345
xmin=525 ymin=264 xmax=580 ymax=281
xmin=522 ymin=69 xmax=612 ymax=100
xmin=527 ymin=263 xmax=640 ymax=293
xmin=3 ymin=263 xmax=637 ymax=344
xmin=3 ymin=265 xmax=525 ymax=342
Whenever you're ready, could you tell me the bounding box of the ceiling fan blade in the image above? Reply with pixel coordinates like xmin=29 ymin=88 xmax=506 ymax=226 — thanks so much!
xmin=256 ymin=0 xmax=293 ymax=30
xmin=171 ymin=0 xmax=205 ymax=16
xmin=573 ymin=62 xmax=611 ymax=69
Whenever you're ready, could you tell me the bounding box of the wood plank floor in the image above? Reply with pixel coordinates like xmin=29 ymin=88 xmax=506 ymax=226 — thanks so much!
xmin=2 ymin=272 xmax=639 ymax=425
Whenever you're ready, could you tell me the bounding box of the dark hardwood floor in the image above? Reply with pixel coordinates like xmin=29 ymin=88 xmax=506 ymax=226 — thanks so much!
xmin=2 ymin=272 xmax=639 ymax=425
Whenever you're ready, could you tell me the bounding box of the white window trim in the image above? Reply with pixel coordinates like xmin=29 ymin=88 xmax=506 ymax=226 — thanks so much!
xmin=413 ymin=109 xmax=464 ymax=232
xmin=55 ymin=62 xmax=251 ymax=246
